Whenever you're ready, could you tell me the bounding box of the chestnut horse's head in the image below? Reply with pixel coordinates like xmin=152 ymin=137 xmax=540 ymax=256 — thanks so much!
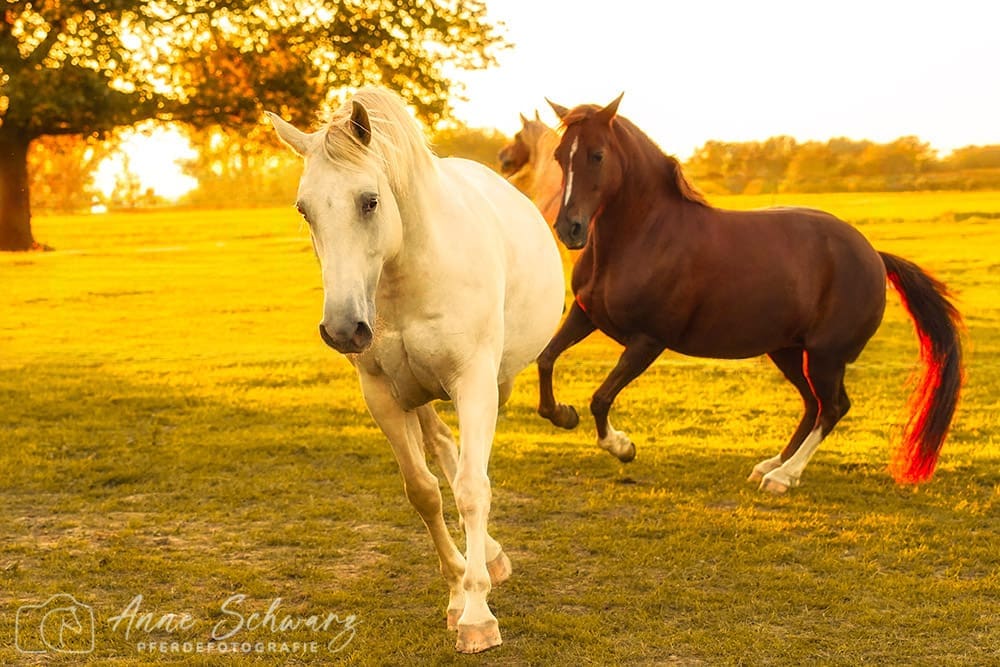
xmin=547 ymin=93 xmax=625 ymax=250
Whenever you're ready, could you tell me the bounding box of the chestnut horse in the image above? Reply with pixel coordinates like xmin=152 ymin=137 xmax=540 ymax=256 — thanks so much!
xmin=537 ymin=94 xmax=963 ymax=493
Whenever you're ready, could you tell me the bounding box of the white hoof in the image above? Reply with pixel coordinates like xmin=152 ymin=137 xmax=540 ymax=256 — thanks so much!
xmin=598 ymin=427 xmax=636 ymax=463
xmin=487 ymin=550 xmax=512 ymax=587
xmin=760 ymin=469 xmax=799 ymax=495
xmin=456 ymin=618 xmax=502 ymax=653
xmin=759 ymin=477 xmax=790 ymax=495
xmin=748 ymin=455 xmax=783 ymax=483
xmin=447 ymin=607 xmax=461 ymax=631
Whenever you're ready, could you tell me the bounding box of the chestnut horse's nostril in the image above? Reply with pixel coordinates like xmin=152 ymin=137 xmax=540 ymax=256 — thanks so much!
xmin=570 ymin=222 xmax=583 ymax=239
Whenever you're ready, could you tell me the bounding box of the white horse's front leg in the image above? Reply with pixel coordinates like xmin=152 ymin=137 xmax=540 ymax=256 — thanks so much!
xmin=358 ymin=371 xmax=468 ymax=628
xmin=416 ymin=405 xmax=511 ymax=589
xmin=450 ymin=360 xmax=503 ymax=654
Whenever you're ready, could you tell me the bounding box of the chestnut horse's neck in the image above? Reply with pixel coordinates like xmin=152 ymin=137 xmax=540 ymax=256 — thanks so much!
xmin=608 ymin=117 xmax=709 ymax=221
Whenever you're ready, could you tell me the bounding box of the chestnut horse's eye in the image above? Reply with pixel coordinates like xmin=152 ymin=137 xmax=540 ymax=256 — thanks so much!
xmin=361 ymin=193 xmax=379 ymax=216
xmin=590 ymin=150 xmax=604 ymax=164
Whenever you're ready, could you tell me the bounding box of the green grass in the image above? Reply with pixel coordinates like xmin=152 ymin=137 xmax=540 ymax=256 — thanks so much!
xmin=1 ymin=194 xmax=998 ymax=665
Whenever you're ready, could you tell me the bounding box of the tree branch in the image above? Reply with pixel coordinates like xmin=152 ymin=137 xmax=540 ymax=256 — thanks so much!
xmin=25 ymin=17 xmax=64 ymax=66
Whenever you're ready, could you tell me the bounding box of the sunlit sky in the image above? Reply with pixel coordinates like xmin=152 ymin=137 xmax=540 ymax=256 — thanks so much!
xmin=452 ymin=0 xmax=1000 ymax=160
xmin=105 ymin=0 xmax=1000 ymax=200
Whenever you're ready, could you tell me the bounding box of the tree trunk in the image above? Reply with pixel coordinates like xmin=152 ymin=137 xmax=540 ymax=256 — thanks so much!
xmin=0 ymin=131 xmax=36 ymax=251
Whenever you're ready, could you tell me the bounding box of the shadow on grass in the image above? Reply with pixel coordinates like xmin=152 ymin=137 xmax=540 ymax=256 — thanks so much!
xmin=1 ymin=363 xmax=998 ymax=664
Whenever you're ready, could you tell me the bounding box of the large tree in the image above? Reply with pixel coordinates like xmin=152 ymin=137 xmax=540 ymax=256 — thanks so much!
xmin=0 ymin=0 xmax=504 ymax=250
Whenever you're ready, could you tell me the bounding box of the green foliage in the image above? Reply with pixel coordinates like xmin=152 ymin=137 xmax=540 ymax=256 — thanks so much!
xmin=1 ymin=194 xmax=998 ymax=662
xmin=943 ymin=144 xmax=1000 ymax=170
xmin=178 ymin=123 xmax=300 ymax=208
xmin=28 ymin=134 xmax=111 ymax=213
xmin=687 ymin=136 xmax=1000 ymax=194
xmin=0 ymin=0 xmax=505 ymax=136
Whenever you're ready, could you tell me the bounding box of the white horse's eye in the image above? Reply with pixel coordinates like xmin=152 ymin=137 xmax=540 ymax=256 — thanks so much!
xmin=361 ymin=193 xmax=379 ymax=216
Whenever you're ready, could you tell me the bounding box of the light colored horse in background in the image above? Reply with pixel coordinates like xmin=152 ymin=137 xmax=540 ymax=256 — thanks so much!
xmin=267 ymin=88 xmax=564 ymax=653
xmin=498 ymin=112 xmax=564 ymax=228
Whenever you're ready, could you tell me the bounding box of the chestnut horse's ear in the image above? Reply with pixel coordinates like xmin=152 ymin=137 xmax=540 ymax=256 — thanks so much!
xmin=596 ymin=92 xmax=625 ymax=124
xmin=546 ymin=98 xmax=570 ymax=121
xmin=519 ymin=112 xmax=529 ymax=126
xmin=350 ymin=100 xmax=372 ymax=146
xmin=534 ymin=109 xmax=541 ymax=121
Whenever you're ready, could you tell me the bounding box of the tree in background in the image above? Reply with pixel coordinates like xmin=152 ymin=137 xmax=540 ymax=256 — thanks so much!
xmin=430 ymin=123 xmax=510 ymax=169
xmin=685 ymin=135 xmax=999 ymax=194
xmin=178 ymin=120 xmax=512 ymax=208
xmin=28 ymin=134 xmax=112 ymax=213
xmin=179 ymin=123 xmax=300 ymax=208
xmin=0 ymin=0 xmax=505 ymax=250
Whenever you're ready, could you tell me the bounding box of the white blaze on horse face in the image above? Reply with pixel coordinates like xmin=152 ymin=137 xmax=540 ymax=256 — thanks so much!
xmin=564 ymin=136 xmax=579 ymax=205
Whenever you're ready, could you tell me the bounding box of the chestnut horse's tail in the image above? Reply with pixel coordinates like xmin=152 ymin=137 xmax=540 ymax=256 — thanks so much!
xmin=879 ymin=252 xmax=964 ymax=483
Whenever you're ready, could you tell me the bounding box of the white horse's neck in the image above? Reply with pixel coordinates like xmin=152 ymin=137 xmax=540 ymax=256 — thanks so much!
xmin=379 ymin=154 xmax=450 ymax=305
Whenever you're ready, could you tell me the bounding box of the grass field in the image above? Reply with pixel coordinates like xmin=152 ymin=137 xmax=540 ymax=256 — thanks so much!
xmin=1 ymin=191 xmax=998 ymax=665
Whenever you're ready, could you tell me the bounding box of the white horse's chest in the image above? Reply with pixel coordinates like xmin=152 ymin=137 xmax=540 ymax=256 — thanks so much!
xmin=355 ymin=327 xmax=451 ymax=410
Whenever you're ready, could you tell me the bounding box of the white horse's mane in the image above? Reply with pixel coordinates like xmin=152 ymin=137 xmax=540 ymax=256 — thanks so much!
xmin=323 ymin=87 xmax=435 ymax=197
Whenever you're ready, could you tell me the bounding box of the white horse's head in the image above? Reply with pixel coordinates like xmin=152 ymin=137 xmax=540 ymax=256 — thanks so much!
xmin=267 ymin=94 xmax=413 ymax=354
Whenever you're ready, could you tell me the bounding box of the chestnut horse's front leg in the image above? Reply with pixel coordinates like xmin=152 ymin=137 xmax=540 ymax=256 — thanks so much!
xmin=589 ymin=334 xmax=665 ymax=463
xmin=537 ymin=301 xmax=595 ymax=429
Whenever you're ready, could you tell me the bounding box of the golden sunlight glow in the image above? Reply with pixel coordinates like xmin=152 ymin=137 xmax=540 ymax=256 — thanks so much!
xmin=93 ymin=124 xmax=198 ymax=202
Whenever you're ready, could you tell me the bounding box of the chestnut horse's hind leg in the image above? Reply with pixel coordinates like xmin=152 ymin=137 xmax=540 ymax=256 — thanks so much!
xmin=750 ymin=347 xmax=819 ymax=482
xmin=760 ymin=352 xmax=850 ymax=494
xmin=589 ymin=335 xmax=665 ymax=463
xmin=537 ymin=301 xmax=596 ymax=429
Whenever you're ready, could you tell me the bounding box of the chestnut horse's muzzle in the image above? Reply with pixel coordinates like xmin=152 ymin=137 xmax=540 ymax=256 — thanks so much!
xmin=555 ymin=213 xmax=588 ymax=250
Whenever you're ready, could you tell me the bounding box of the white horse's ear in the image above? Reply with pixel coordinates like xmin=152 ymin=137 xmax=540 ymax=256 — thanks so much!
xmin=265 ymin=111 xmax=311 ymax=156
xmin=546 ymin=98 xmax=570 ymax=121
xmin=350 ymin=100 xmax=372 ymax=146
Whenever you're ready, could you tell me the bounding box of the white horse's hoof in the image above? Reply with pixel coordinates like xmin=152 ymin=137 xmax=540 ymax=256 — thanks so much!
xmin=447 ymin=608 xmax=461 ymax=631
xmin=487 ymin=550 xmax=512 ymax=587
xmin=456 ymin=619 xmax=502 ymax=653
xmin=599 ymin=428 xmax=636 ymax=463
xmin=747 ymin=469 xmax=765 ymax=483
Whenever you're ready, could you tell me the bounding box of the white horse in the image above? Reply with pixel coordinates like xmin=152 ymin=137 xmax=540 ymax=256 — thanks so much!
xmin=267 ymin=87 xmax=564 ymax=653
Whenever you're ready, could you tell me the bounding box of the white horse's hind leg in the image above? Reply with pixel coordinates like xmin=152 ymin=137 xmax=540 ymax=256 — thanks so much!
xmin=451 ymin=359 xmax=503 ymax=653
xmin=416 ymin=405 xmax=511 ymax=588
xmin=359 ymin=372 xmax=468 ymax=629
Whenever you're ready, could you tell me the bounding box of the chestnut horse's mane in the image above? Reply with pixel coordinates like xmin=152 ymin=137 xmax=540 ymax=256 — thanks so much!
xmin=560 ymin=106 xmax=710 ymax=208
